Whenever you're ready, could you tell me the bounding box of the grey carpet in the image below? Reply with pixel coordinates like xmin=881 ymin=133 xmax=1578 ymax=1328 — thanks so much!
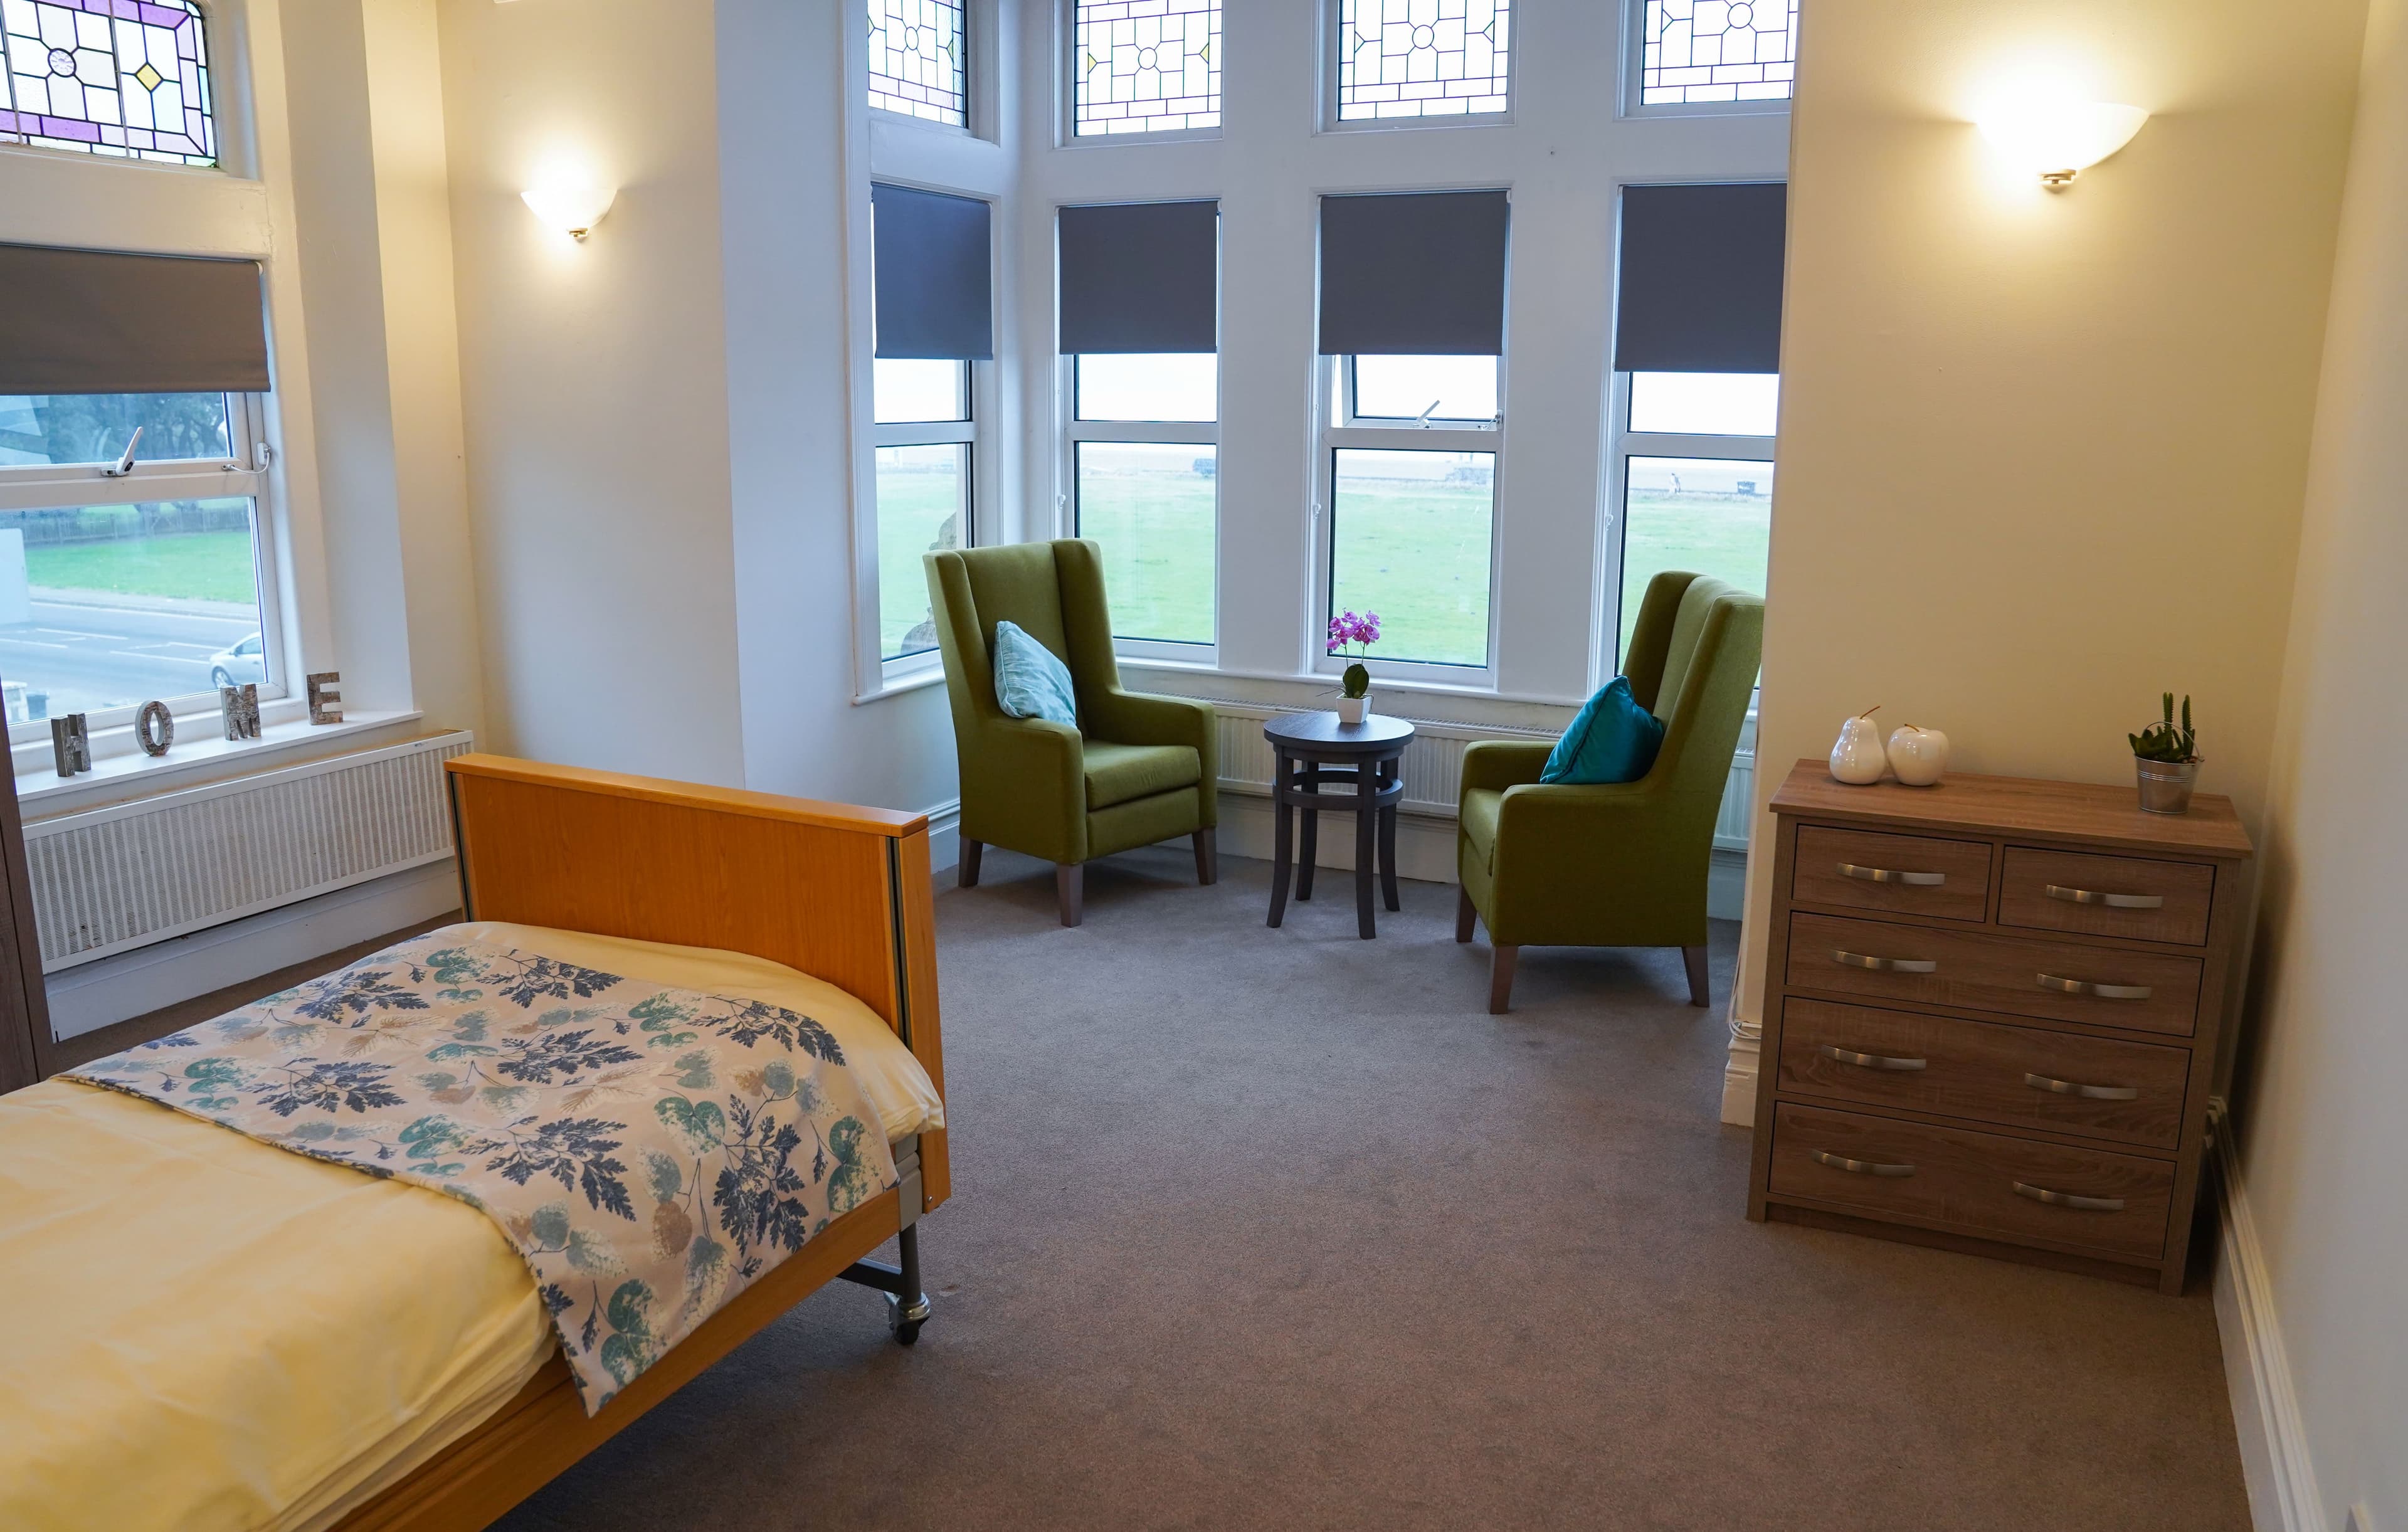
xmin=493 ymin=846 xmax=2249 ymax=1531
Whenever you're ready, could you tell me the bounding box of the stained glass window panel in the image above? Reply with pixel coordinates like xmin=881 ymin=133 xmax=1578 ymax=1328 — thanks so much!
xmin=1072 ymin=0 xmax=1221 ymax=138
xmin=866 ymin=0 xmax=966 ymax=127
xmin=1336 ymin=0 xmax=1509 ymax=122
xmin=0 ymin=0 xmax=214 ymax=166
xmin=1640 ymin=0 xmax=1798 ymax=107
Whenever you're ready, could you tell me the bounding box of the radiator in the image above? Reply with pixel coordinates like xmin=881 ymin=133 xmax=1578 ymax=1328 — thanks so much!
xmin=1193 ymin=697 xmax=1758 ymax=846
xmin=24 ymin=732 xmax=474 ymax=973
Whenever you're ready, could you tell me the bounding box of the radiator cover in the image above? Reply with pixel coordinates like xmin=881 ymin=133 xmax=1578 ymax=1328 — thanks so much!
xmin=23 ymin=732 xmax=474 ymax=973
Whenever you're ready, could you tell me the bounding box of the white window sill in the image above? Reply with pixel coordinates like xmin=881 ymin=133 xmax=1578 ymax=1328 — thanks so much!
xmin=1119 ymin=657 xmax=1588 ymax=711
xmin=16 ymin=709 xmax=425 ymax=820
xmin=853 ymin=664 xmax=948 ymax=705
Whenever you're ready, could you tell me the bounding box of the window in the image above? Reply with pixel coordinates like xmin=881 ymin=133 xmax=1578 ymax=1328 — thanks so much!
xmin=866 ymin=0 xmax=968 ymax=127
xmin=1318 ymin=357 xmax=1501 ymax=674
xmin=1333 ymin=0 xmax=1510 ymax=124
xmin=864 ymin=184 xmax=990 ymax=675
xmin=1609 ymin=374 xmax=1774 ymax=662
xmin=1635 ymin=0 xmax=1798 ymax=109
xmin=0 ymin=391 xmax=280 ymax=734
xmin=1069 ymin=356 xmax=1217 ymax=648
xmin=1070 ymin=0 xmax=1222 ymax=138
xmin=0 ymin=0 xmax=215 ymax=166
xmin=872 ymin=361 xmax=973 ymax=662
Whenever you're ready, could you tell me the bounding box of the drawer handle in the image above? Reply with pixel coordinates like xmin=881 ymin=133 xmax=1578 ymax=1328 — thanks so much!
xmin=2037 ymin=972 xmax=2153 ymax=1001
xmin=2024 ymin=1071 xmax=2140 ymax=1101
xmin=1838 ymin=862 xmax=1947 ymax=887
xmin=2046 ymin=883 xmax=2165 ymax=910
xmin=1832 ymin=949 xmax=1938 ymax=975
xmin=1821 ymin=1043 xmax=1928 ymax=1072
xmin=2013 ymin=1181 xmax=2126 ymax=1212
xmin=1812 ymin=1149 xmax=1917 ymax=1178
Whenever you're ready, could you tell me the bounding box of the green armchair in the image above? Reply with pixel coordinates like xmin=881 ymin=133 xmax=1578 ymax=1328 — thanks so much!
xmin=926 ymin=539 xmax=1218 ymax=927
xmin=1456 ymin=571 xmax=1764 ymax=1013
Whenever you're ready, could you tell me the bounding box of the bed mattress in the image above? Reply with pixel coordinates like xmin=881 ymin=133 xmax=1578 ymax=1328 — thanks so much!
xmin=0 ymin=922 xmax=941 ymax=1532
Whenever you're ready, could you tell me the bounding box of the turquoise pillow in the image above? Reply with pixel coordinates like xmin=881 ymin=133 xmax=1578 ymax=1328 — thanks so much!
xmin=1541 ymin=677 xmax=1665 ymax=784
xmin=993 ymin=620 xmax=1078 ymax=727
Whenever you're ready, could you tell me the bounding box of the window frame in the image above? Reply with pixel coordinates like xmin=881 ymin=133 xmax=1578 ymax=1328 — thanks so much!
xmin=1321 ymin=0 xmax=1515 ymax=135
xmin=0 ymin=389 xmax=291 ymax=748
xmin=1593 ymin=366 xmax=1775 ymax=685
xmin=1311 ymin=354 xmax=1506 ymax=689
xmin=871 ymin=361 xmax=978 ymax=672
xmin=1619 ymin=0 xmax=1798 ymax=121
xmin=1060 ymin=0 xmax=1225 ymax=148
xmin=0 ymin=0 xmax=222 ymax=169
xmin=1061 ymin=354 xmax=1220 ymax=662
xmin=865 ymin=0 xmax=996 ymax=140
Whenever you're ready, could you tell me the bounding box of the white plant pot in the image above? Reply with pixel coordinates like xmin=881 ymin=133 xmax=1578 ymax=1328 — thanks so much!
xmin=1336 ymin=694 xmax=1368 ymax=726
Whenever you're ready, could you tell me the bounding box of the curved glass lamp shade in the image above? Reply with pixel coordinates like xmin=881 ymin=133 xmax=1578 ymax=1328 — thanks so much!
xmin=1977 ymin=101 xmax=2148 ymax=188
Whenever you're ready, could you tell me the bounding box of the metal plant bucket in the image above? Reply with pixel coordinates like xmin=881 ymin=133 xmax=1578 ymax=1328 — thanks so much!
xmin=2135 ymin=757 xmax=2201 ymax=815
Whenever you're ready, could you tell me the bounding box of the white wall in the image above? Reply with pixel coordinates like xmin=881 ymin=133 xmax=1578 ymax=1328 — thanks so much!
xmin=435 ymin=0 xmax=968 ymax=822
xmin=1724 ymin=0 xmax=2367 ymax=1119
xmin=436 ymin=0 xmax=745 ymax=783
xmin=2225 ymin=0 xmax=2408 ymax=1524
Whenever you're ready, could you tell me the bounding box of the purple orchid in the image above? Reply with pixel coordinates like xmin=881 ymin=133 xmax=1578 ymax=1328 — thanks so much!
xmin=1328 ymin=610 xmax=1380 ymax=700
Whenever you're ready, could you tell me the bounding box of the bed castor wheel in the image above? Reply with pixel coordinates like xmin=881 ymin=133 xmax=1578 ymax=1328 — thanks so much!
xmin=889 ymin=1291 xmax=931 ymax=1346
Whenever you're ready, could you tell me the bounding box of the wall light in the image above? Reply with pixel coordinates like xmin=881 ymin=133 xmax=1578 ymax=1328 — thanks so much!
xmin=520 ymin=182 xmax=617 ymax=241
xmin=1977 ymin=99 xmax=2148 ymax=189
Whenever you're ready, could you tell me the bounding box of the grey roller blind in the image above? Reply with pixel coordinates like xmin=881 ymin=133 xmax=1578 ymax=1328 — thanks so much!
xmin=1318 ymin=190 xmax=1509 ymax=356
xmin=1614 ymin=182 xmax=1787 ymax=374
xmin=0 ymin=243 xmax=270 ymax=395
xmin=1058 ymin=200 xmax=1218 ymax=354
xmin=871 ymin=183 xmax=993 ymax=361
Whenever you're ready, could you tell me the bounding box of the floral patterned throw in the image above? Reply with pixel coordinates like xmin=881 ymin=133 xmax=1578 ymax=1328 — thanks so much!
xmin=66 ymin=934 xmax=899 ymax=1415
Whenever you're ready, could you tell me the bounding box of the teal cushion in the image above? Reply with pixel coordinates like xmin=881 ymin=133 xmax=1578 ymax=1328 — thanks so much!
xmin=1541 ymin=677 xmax=1665 ymax=784
xmin=993 ymin=620 xmax=1078 ymax=727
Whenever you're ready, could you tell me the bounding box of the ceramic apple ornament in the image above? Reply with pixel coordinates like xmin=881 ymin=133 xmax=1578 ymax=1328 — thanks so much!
xmin=1829 ymin=707 xmax=1889 ymax=785
xmin=1886 ymin=724 xmax=1950 ymax=787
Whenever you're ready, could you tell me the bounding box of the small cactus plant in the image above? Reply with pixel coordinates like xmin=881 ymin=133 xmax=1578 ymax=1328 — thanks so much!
xmin=2130 ymin=692 xmax=2199 ymax=763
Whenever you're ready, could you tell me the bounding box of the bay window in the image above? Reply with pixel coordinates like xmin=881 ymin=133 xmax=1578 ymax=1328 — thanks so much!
xmin=1057 ymin=201 xmax=1220 ymax=655
xmin=867 ymin=183 xmax=993 ymax=672
xmin=1314 ymin=190 xmax=1509 ymax=685
xmin=1605 ymin=181 xmax=1784 ymax=673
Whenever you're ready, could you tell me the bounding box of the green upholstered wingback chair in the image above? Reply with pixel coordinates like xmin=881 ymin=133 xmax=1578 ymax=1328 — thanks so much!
xmin=926 ymin=539 xmax=1218 ymax=926
xmin=1455 ymin=571 xmax=1765 ymax=1013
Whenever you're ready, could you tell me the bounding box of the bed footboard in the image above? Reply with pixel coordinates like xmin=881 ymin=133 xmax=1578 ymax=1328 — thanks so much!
xmin=327 ymin=757 xmax=952 ymax=1531
xmin=443 ymin=754 xmax=948 ymax=1213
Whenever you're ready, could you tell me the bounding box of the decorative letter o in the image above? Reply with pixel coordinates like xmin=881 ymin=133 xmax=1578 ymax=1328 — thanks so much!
xmin=136 ymin=699 xmax=175 ymax=758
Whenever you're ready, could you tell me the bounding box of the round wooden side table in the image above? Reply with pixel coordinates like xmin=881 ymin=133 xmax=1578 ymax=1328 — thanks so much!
xmin=1262 ymin=710 xmax=1415 ymax=939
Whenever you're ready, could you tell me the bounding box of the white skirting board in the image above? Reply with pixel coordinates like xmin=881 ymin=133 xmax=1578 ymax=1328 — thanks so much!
xmin=1719 ymin=1005 xmax=1762 ymax=1126
xmin=2210 ymin=1102 xmax=2329 ymax=1532
xmin=41 ymin=859 xmax=464 ymax=1042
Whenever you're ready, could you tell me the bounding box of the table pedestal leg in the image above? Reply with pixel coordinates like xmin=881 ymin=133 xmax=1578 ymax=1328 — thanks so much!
xmin=1267 ymin=749 xmax=1293 ymax=927
xmin=1297 ymin=763 xmax=1319 ymax=901
xmin=1378 ymin=759 xmax=1400 ymax=912
xmin=1355 ymin=763 xmax=1378 ymax=939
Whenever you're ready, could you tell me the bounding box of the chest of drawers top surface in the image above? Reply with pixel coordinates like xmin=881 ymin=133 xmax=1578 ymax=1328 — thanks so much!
xmin=1767 ymin=762 xmax=2253 ymax=864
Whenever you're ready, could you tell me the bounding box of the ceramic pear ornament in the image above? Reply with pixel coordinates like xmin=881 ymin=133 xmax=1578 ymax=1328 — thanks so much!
xmin=1829 ymin=707 xmax=1889 ymax=785
xmin=1886 ymin=724 xmax=1950 ymax=787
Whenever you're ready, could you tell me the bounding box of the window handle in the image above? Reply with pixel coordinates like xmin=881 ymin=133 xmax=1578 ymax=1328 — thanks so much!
xmin=98 ymin=425 xmax=144 ymax=478
xmin=1415 ymin=399 xmax=1439 ymax=428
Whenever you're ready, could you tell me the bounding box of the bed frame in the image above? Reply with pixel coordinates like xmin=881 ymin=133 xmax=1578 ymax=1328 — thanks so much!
xmin=330 ymin=754 xmax=950 ymax=1532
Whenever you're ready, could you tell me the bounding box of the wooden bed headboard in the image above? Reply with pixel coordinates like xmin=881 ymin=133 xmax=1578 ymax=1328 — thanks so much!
xmin=443 ymin=753 xmax=947 ymax=1208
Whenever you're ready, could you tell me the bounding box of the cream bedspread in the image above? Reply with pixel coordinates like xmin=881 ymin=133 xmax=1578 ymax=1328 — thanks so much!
xmin=0 ymin=922 xmax=941 ymax=1532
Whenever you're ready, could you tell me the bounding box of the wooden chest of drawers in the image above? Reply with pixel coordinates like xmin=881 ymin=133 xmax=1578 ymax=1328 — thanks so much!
xmin=1746 ymin=763 xmax=2254 ymax=1292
